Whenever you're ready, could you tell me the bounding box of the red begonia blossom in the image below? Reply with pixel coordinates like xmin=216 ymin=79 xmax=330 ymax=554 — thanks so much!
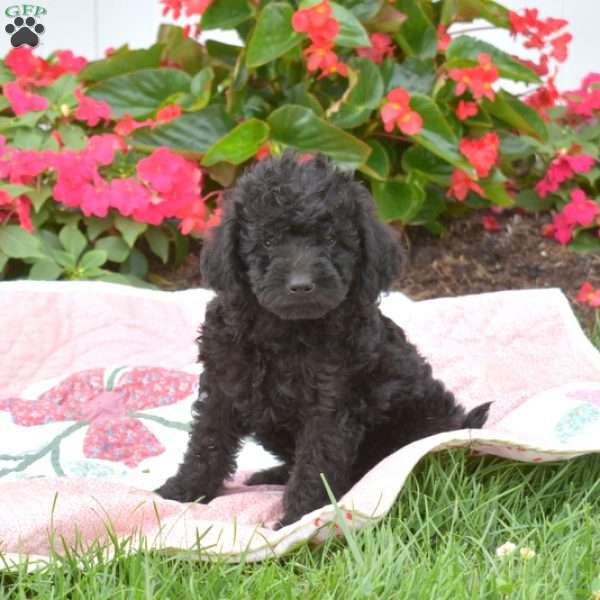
xmin=550 ymin=33 xmax=572 ymax=62
xmin=563 ymin=73 xmax=600 ymax=118
xmin=357 ymin=33 xmax=395 ymax=64
xmin=534 ymin=152 xmax=595 ymax=197
xmin=155 ymin=104 xmax=182 ymax=124
xmin=437 ymin=24 xmax=451 ymax=52
xmin=455 ymin=100 xmax=478 ymax=121
xmin=74 ymin=89 xmax=112 ymax=127
xmin=562 ymin=188 xmax=599 ymax=226
xmin=3 ymin=81 xmax=49 ymax=116
xmin=380 ymin=87 xmax=423 ymax=135
xmin=447 ymin=169 xmax=485 ymax=202
xmin=459 ymin=133 xmax=500 ymax=178
xmin=525 ymin=77 xmax=559 ymax=119
xmin=482 ymin=215 xmax=501 ymax=232
xmin=449 ymin=53 xmax=498 ymax=102
xmin=114 ymin=114 xmax=154 ymax=136
xmin=292 ymin=1 xmax=339 ymax=43
xmin=576 ymin=282 xmax=600 ymax=308
xmin=161 ymin=0 xmax=212 ymax=19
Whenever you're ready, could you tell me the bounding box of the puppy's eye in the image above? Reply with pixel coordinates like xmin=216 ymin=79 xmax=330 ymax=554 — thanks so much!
xmin=326 ymin=234 xmax=336 ymax=246
xmin=263 ymin=238 xmax=273 ymax=248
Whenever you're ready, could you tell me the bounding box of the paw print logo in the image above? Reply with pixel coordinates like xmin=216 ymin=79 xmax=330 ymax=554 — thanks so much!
xmin=5 ymin=16 xmax=45 ymax=48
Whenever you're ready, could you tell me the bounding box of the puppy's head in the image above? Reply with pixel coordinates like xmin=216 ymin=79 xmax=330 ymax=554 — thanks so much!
xmin=201 ymin=152 xmax=402 ymax=320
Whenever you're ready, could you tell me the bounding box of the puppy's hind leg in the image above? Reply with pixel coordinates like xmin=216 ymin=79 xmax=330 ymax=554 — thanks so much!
xmin=246 ymin=463 xmax=291 ymax=486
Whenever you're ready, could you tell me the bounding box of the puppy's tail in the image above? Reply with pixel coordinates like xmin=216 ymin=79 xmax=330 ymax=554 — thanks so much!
xmin=462 ymin=402 xmax=491 ymax=429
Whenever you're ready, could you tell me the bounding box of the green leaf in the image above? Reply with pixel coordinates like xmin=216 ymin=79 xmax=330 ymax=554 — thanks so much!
xmin=479 ymin=170 xmax=515 ymax=207
xmin=402 ymin=145 xmax=453 ymax=185
xmin=28 ymin=186 xmax=53 ymax=212
xmin=441 ymin=0 xmax=509 ymax=27
xmin=95 ymin=236 xmax=130 ymax=262
xmin=120 ymin=247 xmax=149 ymax=278
xmin=29 ymin=259 xmax=63 ymax=280
xmin=246 ymin=3 xmax=303 ymax=68
xmin=381 ymin=57 xmax=436 ymax=95
xmin=57 ymin=123 xmax=87 ymax=150
xmin=268 ymin=105 xmax=371 ymax=168
xmin=187 ymin=67 xmax=214 ymax=110
xmin=410 ymin=94 xmax=475 ymax=174
xmin=394 ymin=0 xmax=437 ymax=59
xmin=499 ymin=133 xmax=543 ymax=159
xmin=158 ymin=26 xmax=207 ymax=74
xmin=514 ymin=189 xmax=553 ymax=213
xmin=87 ymin=68 xmax=192 ymax=118
xmin=329 ymin=58 xmax=384 ymax=129
xmin=359 ymin=139 xmax=391 ymax=181
xmin=80 ymin=44 xmax=163 ymax=82
xmin=145 ymin=228 xmax=170 ymax=264
xmin=202 ymin=0 xmax=252 ymax=30
xmin=371 ymin=180 xmax=426 ymax=223
xmin=59 ymin=225 xmax=87 ymax=261
xmin=570 ymin=231 xmax=600 ymax=252
xmin=79 ymin=249 xmax=108 ymax=271
xmin=447 ymin=36 xmax=540 ymax=83
xmin=39 ymin=74 xmax=78 ymax=104
xmin=49 ymin=249 xmax=77 ymax=269
xmin=206 ymin=40 xmax=241 ymax=67
xmin=0 ymin=226 xmax=45 ymax=259
xmin=0 ymin=182 xmax=34 ymax=197
xmin=85 ymin=216 xmax=113 ymax=241
xmin=413 ymin=185 xmax=447 ymax=226
xmin=336 ymin=0 xmax=383 ymax=20
xmin=285 ymin=84 xmax=324 ymax=116
xmin=202 ymin=119 xmax=270 ymax=166
xmin=12 ymin=128 xmax=49 ymax=151
xmin=131 ymin=105 xmax=234 ymax=156
xmin=114 ymin=215 xmax=147 ymax=248
xmin=484 ymin=90 xmax=548 ymax=141
xmin=0 ymin=252 xmax=7 ymax=273
xmin=300 ymin=0 xmax=370 ymax=48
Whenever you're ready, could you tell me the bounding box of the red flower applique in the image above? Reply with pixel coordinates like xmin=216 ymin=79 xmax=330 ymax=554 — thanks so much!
xmin=0 ymin=367 xmax=198 ymax=468
xmin=380 ymin=87 xmax=423 ymax=135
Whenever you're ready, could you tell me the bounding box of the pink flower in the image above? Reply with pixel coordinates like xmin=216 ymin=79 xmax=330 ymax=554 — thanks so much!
xmin=437 ymin=24 xmax=451 ymax=52
xmin=576 ymin=282 xmax=600 ymax=307
xmin=562 ymin=188 xmax=599 ymax=226
xmin=356 ymin=33 xmax=394 ymax=64
xmin=3 ymin=81 xmax=49 ymax=115
xmin=380 ymin=87 xmax=423 ymax=135
xmin=178 ymin=199 xmax=208 ymax=235
xmin=55 ymin=50 xmax=88 ymax=74
xmin=549 ymin=212 xmax=574 ymax=244
xmin=535 ymin=153 xmax=596 ymax=197
xmin=0 ymin=367 xmax=198 ymax=467
xmin=550 ymin=32 xmax=572 ymax=62
xmin=106 ymin=177 xmax=152 ymax=217
xmin=114 ymin=114 xmax=153 ymax=136
xmin=449 ymin=53 xmax=499 ymax=102
xmin=74 ymin=89 xmax=112 ymax=127
xmin=482 ymin=215 xmax=501 ymax=231
xmin=4 ymin=47 xmax=43 ymax=80
xmin=0 ymin=189 xmax=33 ymax=232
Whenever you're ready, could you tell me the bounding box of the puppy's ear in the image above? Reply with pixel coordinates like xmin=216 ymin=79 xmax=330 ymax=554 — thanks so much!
xmin=200 ymin=200 xmax=244 ymax=292
xmin=355 ymin=191 xmax=404 ymax=302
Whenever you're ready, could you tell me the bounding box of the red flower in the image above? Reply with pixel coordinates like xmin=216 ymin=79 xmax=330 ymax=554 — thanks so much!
xmin=74 ymin=89 xmax=112 ymax=127
xmin=482 ymin=215 xmax=501 ymax=231
xmin=459 ymin=132 xmax=500 ymax=178
xmin=4 ymin=47 xmax=43 ymax=80
xmin=114 ymin=114 xmax=153 ymax=136
xmin=437 ymin=24 xmax=451 ymax=52
xmin=547 ymin=212 xmax=574 ymax=245
xmin=0 ymin=189 xmax=33 ymax=232
xmin=447 ymin=169 xmax=485 ymax=202
xmin=3 ymin=81 xmax=49 ymax=116
xmin=576 ymin=282 xmax=600 ymax=308
xmin=255 ymin=143 xmax=271 ymax=161
xmin=55 ymin=50 xmax=88 ymax=74
xmin=304 ymin=43 xmax=338 ymax=72
xmin=357 ymin=33 xmax=395 ymax=64
xmin=380 ymin=87 xmax=423 ymax=135
xmin=455 ymin=100 xmax=478 ymax=121
xmin=156 ymin=104 xmax=182 ymax=124
xmin=183 ymin=0 xmax=212 ymax=16
xmin=562 ymin=188 xmax=599 ymax=226
xmin=535 ymin=152 xmax=595 ymax=197
xmin=292 ymin=1 xmax=337 ymax=38
xmin=0 ymin=367 xmax=198 ymax=467
xmin=449 ymin=53 xmax=498 ymax=102
xmin=550 ymin=32 xmax=571 ymax=62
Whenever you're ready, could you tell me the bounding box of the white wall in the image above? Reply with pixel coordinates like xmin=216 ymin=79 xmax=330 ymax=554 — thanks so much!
xmin=0 ymin=0 xmax=594 ymax=91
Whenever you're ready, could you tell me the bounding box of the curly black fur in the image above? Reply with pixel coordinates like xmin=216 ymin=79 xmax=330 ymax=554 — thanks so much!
xmin=155 ymin=153 xmax=490 ymax=527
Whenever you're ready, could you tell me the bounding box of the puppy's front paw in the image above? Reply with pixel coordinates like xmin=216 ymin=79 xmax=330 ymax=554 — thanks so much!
xmin=154 ymin=477 xmax=212 ymax=504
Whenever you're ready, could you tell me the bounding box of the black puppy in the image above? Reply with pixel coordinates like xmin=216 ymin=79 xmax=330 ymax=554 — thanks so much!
xmin=156 ymin=153 xmax=489 ymax=526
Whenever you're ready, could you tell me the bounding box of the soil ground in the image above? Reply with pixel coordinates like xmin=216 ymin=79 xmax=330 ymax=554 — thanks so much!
xmin=156 ymin=211 xmax=599 ymax=332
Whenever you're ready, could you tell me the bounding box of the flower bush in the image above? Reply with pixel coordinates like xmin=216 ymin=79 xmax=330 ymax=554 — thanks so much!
xmin=0 ymin=0 xmax=587 ymax=284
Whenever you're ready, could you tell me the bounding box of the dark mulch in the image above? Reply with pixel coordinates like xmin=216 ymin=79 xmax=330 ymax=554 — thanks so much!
xmin=156 ymin=211 xmax=599 ymax=333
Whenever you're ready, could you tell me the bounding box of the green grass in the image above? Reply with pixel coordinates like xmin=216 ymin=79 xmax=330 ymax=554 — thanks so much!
xmin=2 ymin=313 xmax=599 ymax=600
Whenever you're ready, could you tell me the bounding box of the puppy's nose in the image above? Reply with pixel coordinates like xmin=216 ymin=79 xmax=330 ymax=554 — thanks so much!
xmin=287 ymin=274 xmax=315 ymax=295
